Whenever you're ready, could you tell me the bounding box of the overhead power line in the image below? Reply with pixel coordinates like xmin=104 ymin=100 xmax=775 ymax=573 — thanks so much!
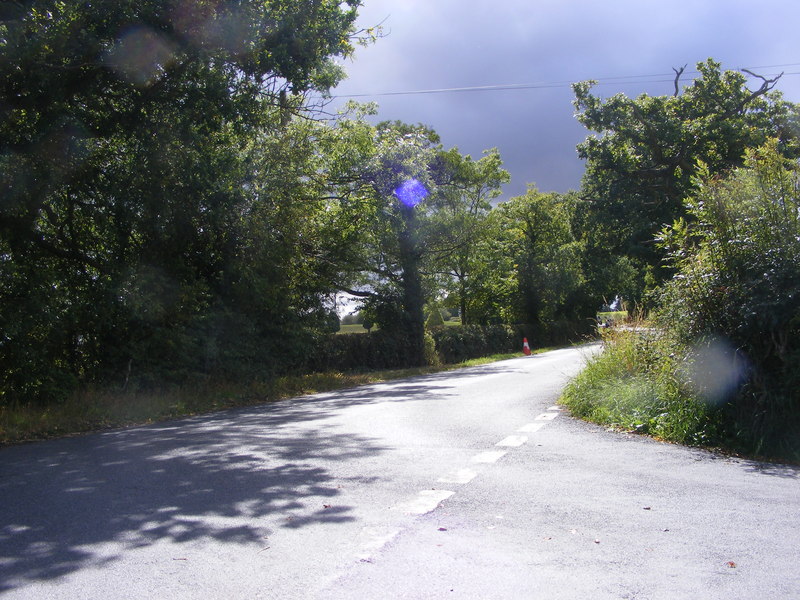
xmin=333 ymin=63 xmax=800 ymax=99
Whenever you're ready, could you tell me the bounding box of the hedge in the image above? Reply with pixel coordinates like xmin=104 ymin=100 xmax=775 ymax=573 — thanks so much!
xmin=309 ymin=320 xmax=594 ymax=373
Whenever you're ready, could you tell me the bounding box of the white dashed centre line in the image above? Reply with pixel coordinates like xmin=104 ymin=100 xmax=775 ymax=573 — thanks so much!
xmin=356 ymin=405 xmax=565 ymax=563
xmin=471 ymin=450 xmax=508 ymax=464
xmin=394 ymin=489 xmax=455 ymax=515
xmin=535 ymin=412 xmax=558 ymax=421
xmin=356 ymin=526 xmax=402 ymax=561
xmin=437 ymin=468 xmax=478 ymax=485
xmin=517 ymin=422 xmax=546 ymax=433
xmin=495 ymin=435 xmax=528 ymax=447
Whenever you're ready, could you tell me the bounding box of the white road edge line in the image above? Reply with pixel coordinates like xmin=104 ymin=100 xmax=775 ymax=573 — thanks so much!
xmin=471 ymin=450 xmax=508 ymax=464
xmin=437 ymin=468 xmax=478 ymax=485
xmin=535 ymin=412 xmax=558 ymax=421
xmin=496 ymin=435 xmax=528 ymax=447
xmin=393 ymin=489 xmax=455 ymax=515
xmin=517 ymin=422 xmax=546 ymax=433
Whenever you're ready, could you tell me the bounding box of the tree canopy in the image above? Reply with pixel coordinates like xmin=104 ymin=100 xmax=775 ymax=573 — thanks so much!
xmin=0 ymin=0 xmax=364 ymax=399
xmin=574 ymin=59 xmax=800 ymax=300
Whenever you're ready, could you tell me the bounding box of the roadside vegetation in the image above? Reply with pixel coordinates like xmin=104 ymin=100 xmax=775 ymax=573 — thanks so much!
xmin=563 ymin=142 xmax=800 ymax=461
xmin=562 ymin=325 xmax=722 ymax=449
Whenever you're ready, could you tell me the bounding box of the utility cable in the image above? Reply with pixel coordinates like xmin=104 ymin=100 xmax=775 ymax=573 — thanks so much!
xmin=333 ymin=63 xmax=800 ymax=99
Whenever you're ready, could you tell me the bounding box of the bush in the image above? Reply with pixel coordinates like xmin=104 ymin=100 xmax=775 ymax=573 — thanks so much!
xmin=431 ymin=325 xmax=517 ymax=363
xmin=655 ymin=141 xmax=800 ymax=459
xmin=312 ymin=323 xmax=528 ymax=372
xmin=561 ymin=327 xmax=722 ymax=448
xmin=311 ymin=332 xmax=401 ymax=372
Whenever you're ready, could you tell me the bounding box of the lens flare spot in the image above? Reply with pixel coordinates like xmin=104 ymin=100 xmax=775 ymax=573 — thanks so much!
xmin=682 ymin=337 xmax=750 ymax=405
xmin=105 ymin=26 xmax=176 ymax=86
xmin=394 ymin=179 xmax=428 ymax=208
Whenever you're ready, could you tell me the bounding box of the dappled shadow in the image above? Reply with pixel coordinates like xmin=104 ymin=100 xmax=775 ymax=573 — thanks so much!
xmin=306 ymin=359 xmax=527 ymax=404
xmin=0 ymin=358 xmax=523 ymax=591
xmin=0 ymin=416 xmax=381 ymax=592
xmin=740 ymin=459 xmax=800 ymax=479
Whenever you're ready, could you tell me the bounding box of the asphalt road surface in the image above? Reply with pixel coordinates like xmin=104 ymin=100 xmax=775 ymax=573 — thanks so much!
xmin=1 ymin=345 xmax=798 ymax=599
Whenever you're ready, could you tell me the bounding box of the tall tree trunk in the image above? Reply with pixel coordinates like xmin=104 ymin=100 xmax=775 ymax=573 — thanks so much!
xmin=398 ymin=205 xmax=425 ymax=366
xmin=459 ymin=275 xmax=468 ymax=326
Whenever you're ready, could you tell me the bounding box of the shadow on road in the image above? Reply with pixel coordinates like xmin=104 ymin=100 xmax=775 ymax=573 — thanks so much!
xmin=0 ymin=360 xmax=525 ymax=592
xmin=742 ymin=460 xmax=800 ymax=479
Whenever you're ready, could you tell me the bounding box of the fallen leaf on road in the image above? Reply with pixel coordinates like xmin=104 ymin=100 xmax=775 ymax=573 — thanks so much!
xmin=727 ymin=561 xmax=737 ymax=568
xmin=643 ymin=507 xmax=652 ymax=510
xmin=438 ymin=527 xmax=448 ymax=531
xmin=323 ymin=504 xmax=332 ymax=509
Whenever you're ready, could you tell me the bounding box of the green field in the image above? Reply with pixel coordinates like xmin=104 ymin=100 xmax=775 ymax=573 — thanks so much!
xmin=338 ymin=323 xmax=371 ymax=334
xmin=597 ymin=311 xmax=628 ymax=323
xmin=339 ymin=318 xmax=462 ymax=334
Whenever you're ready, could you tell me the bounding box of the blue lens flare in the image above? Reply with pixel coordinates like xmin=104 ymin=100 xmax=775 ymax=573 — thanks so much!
xmin=394 ymin=179 xmax=428 ymax=208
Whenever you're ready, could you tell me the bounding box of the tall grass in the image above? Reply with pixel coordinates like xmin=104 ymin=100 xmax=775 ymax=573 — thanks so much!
xmin=561 ymin=324 xmax=722 ymax=448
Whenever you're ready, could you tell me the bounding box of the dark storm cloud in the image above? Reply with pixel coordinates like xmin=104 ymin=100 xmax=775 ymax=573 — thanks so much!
xmin=333 ymin=0 xmax=800 ymax=198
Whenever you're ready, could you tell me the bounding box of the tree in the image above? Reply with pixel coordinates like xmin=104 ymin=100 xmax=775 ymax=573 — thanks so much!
xmin=316 ymin=113 xmax=441 ymax=365
xmin=574 ymin=58 xmax=800 ymax=302
xmin=424 ymin=304 xmax=446 ymax=329
xmin=0 ymin=0 xmax=365 ymax=400
xmin=423 ymin=148 xmax=509 ymax=324
xmin=487 ymin=188 xmax=586 ymax=326
xmin=319 ymin=111 xmax=510 ymax=365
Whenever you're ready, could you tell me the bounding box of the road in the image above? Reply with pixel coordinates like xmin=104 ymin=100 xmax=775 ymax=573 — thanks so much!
xmin=1 ymin=345 xmax=798 ymax=599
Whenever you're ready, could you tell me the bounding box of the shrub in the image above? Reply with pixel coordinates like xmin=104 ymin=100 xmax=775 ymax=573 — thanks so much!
xmin=561 ymin=327 xmax=722 ymax=448
xmin=655 ymin=141 xmax=800 ymax=459
xmin=431 ymin=325 xmax=517 ymax=364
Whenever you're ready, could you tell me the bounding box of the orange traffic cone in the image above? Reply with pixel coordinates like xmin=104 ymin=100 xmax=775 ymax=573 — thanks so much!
xmin=522 ymin=337 xmax=531 ymax=356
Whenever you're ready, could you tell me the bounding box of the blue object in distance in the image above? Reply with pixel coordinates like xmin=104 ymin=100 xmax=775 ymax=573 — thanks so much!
xmin=394 ymin=179 xmax=428 ymax=208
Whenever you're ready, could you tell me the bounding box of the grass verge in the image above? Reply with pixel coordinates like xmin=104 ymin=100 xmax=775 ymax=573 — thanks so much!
xmin=0 ymin=350 xmax=545 ymax=446
xmin=560 ymin=325 xmax=722 ymax=448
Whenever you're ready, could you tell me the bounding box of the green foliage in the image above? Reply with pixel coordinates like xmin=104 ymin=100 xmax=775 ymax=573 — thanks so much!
xmin=656 ymin=140 xmax=800 ymax=458
xmin=341 ymin=311 xmax=363 ymax=326
xmin=567 ymin=141 xmax=800 ymax=460
xmin=478 ymin=188 xmax=589 ymax=326
xmin=0 ymin=0 xmax=364 ymax=403
xmin=423 ymin=331 xmax=441 ymax=366
xmin=323 ymin=114 xmax=510 ymax=366
xmin=431 ymin=325 xmax=518 ymax=364
xmin=574 ymin=59 xmax=800 ymax=303
xmin=311 ymin=330 xmax=427 ymax=372
xmin=562 ymin=329 xmax=721 ymax=447
xmin=423 ymin=148 xmax=510 ymax=324
xmin=312 ymin=323 xmax=525 ymax=371
xmin=425 ymin=306 xmax=446 ymax=329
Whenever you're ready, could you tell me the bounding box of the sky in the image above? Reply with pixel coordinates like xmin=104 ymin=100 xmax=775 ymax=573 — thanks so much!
xmin=330 ymin=0 xmax=800 ymax=200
